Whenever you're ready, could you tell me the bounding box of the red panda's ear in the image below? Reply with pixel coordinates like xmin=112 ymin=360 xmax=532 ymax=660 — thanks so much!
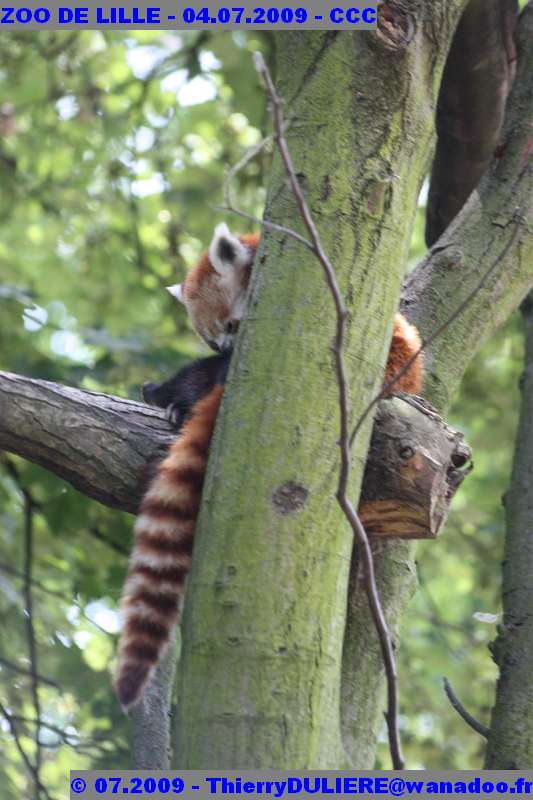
xmin=166 ymin=284 xmax=185 ymax=304
xmin=209 ymin=223 xmax=250 ymax=276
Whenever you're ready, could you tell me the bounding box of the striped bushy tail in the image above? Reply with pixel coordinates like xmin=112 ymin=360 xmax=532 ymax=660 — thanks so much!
xmin=114 ymin=385 xmax=223 ymax=709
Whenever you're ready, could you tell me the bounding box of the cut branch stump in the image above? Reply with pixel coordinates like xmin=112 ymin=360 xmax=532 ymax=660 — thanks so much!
xmin=359 ymin=393 xmax=472 ymax=539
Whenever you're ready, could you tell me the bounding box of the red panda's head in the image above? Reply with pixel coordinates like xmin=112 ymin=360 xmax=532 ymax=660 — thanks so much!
xmin=167 ymin=224 xmax=259 ymax=353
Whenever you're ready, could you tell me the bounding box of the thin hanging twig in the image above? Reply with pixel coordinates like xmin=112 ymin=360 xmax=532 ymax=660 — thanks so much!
xmin=443 ymin=677 xmax=490 ymax=738
xmin=0 ymin=656 xmax=59 ymax=689
xmin=0 ymin=703 xmax=54 ymax=800
xmin=217 ymin=126 xmax=314 ymax=249
xmin=22 ymin=494 xmax=43 ymax=798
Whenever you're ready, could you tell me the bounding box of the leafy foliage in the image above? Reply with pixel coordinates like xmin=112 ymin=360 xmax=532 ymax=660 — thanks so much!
xmin=0 ymin=29 xmax=524 ymax=795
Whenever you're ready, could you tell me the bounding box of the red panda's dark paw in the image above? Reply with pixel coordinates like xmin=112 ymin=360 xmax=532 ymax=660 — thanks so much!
xmin=142 ymin=382 xmax=158 ymax=405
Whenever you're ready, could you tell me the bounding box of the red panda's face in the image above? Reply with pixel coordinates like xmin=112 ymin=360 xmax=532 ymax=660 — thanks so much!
xmin=168 ymin=224 xmax=259 ymax=353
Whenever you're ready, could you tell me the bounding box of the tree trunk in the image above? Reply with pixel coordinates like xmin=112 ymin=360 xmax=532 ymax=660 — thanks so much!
xmin=174 ymin=11 xmax=467 ymax=769
xmin=484 ymin=294 xmax=533 ymax=768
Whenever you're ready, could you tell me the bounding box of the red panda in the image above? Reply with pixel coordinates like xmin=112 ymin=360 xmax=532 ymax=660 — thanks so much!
xmin=114 ymin=224 xmax=423 ymax=709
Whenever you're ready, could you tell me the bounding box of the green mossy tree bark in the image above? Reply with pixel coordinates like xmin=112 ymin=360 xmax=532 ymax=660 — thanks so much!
xmin=175 ymin=13 xmax=467 ymax=769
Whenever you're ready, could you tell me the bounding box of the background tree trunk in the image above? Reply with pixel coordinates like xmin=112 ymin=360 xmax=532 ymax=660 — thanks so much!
xmin=425 ymin=0 xmax=518 ymax=247
xmin=484 ymin=294 xmax=533 ymax=768
xmin=406 ymin=0 xmax=533 ymax=413
xmin=131 ymin=630 xmax=177 ymax=770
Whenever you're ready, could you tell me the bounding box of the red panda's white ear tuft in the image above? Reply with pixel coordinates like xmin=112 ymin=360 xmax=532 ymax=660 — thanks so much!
xmin=209 ymin=223 xmax=250 ymax=276
xmin=167 ymin=284 xmax=185 ymax=304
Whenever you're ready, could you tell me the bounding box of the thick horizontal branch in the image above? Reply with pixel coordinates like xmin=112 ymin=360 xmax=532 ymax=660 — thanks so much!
xmin=0 ymin=369 xmax=469 ymax=543
xmin=0 ymin=370 xmax=174 ymax=514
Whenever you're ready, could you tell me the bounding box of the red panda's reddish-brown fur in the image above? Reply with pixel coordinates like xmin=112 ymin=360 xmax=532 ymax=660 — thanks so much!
xmin=114 ymin=385 xmax=223 ymax=709
xmin=179 ymin=232 xmax=261 ymax=349
xmin=383 ymin=312 xmax=423 ymax=395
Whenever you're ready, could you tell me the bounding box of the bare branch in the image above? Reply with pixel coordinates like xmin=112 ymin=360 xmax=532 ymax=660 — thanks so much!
xmin=0 ymin=561 xmax=113 ymax=636
xmin=0 ymin=561 xmax=69 ymax=602
xmin=2 ymin=457 xmax=46 ymax=784
xmin=443 ymin=677 xmax=489 ymax=739
xmin=218 ymin=127 xmax=314 ymax=250
xmin=22 ymin=496 xmax=42 ymax=790
xmin=224 ymin=132 xmax=275 ymax=202
xmin=216 ymin=204 xmax=314 ymax=250
xmin=0 ymin=657 xmax=59 ymax=690
xmin=87 ymin=526 xmax=129 ymax=557
xmin=10 ymin=714 xmax=126 ymax=757
xmin=254 ymin=50 xmax=404 ymax=771
xmin=1 ymin=454 xmax=127 ymax=556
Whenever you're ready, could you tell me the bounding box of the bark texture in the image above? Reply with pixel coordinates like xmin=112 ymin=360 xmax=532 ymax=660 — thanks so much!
xmin=0 ymin=369 xmax=173 ymax=513
xmin=175 ymin=9 xmax=467 ymax=770
xmin=484 ymin=295 xmax=533 ymax=769
xmin=359 ymin=395 xmax=471 ymax=540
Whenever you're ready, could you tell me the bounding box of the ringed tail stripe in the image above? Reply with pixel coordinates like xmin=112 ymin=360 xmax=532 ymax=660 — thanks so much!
xmin=135 ymin=529 xmax=196 ymax=556
xmin=140 ymin=499 xmax=200 ymax=521
xmin=125 ymin=588 xmax=181 ymax=616
xmin=130 ymin=562 xmax=190 ymax=585
xmin=114 ymin=385 xmax=223 ymax=710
